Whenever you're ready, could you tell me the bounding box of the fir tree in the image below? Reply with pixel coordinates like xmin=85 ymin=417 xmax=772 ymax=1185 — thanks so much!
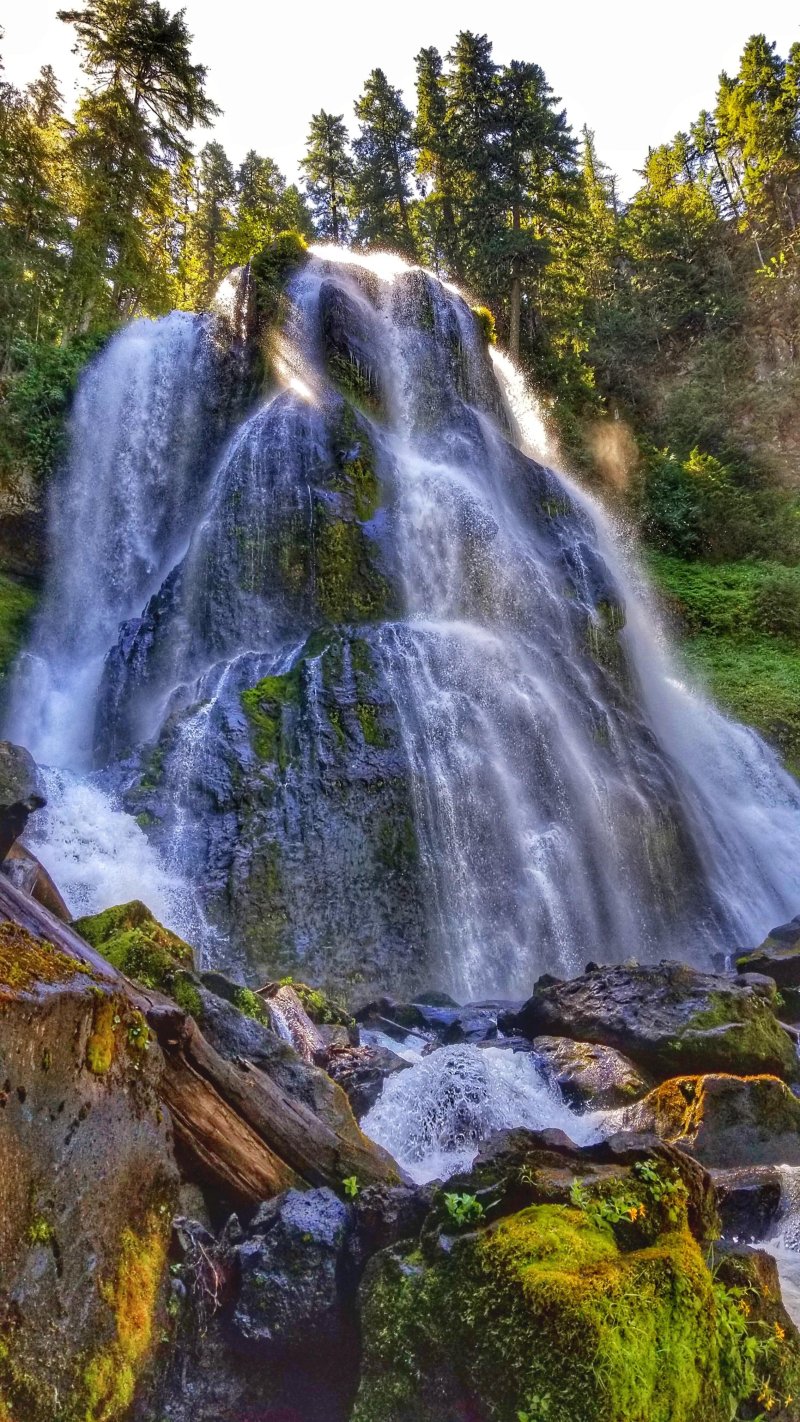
xmin=301 ymin=110 xmax=352 ymax=244
xmin=350 ymin=68 xmax=416 ymax=254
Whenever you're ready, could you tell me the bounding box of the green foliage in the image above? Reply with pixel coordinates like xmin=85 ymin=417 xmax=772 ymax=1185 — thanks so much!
xmin=0 ymin=573 xmax=38 ymax=685
xmin=250 ymin=229 xmax=309 ymax=326
xmin=443 ymin=1192 xmax=485 ymax=1229
xmin=301 ymin=110 xmax=353 ymax=244
xmin=232 ymin=986 xmax=268 ymax=1023
xmin=650 ymin=554 xmax=800 ymax=771
xmin=278 ymin=975 xmax=355 ymax=1028
xmin=568 ymin=1159 xmax=690 ymax=1247
xmin=471 ymin=305 xmax=497 ymax=343
xmin=342 ymin=1175 xmax=360 ymax=1199
xmin=353 ymin=1199 xmax=770 ymax=1422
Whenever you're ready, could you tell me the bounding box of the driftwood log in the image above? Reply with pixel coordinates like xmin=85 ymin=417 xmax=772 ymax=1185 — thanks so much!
xmin=0 ymin=875 xmax=399 ymax=1208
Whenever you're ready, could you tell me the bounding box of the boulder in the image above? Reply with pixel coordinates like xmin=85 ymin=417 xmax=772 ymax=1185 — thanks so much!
xmin=229 ymin=1188 xmax=355 ymax=1354
xmin=532 ymin=1034 xmax=651 ymax=1110
xmin=736 ymin=914 xmax=800 ymax=995
xmin=326 ymin=1041 xmax=412 ymax=1118
xmin=506 ymin=960 xmax=798 ymax=1081
xmin=625 ymin=1074 xmax=800 ymax=1167
xmin=712 ymin=1165 xmax=783 ymax=1242
xmin=0 ymin=739 xmax=44 ymax=858
xmin=353 ymin=1132 xmax=796 ymax=1422
xmin=0 ymin=919 xmax=178 ymax=1422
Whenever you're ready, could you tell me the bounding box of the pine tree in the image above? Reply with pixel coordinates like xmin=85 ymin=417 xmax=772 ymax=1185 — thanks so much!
xmin=442 ymin=31 xmax=500 ymax=291
xmin=413 ymin=46 xmax=459 ymax=274
xmin=222 ymin=151 xmax=313 ymax=268
xmin=182 ymin=140 xmax=235 ymax=307
xmin=300 ymin=110 xmax=353 ymax=244
xmin=58 ymin=0 xmax=218 ymax=328
xmin=495 ymin=59 xmax=578 ymax=356
xmin=350 ymin=68 xmax=416 ymax=254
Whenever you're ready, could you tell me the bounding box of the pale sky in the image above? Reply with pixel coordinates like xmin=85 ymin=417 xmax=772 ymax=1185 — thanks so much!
xmin=4 ymin=0 xmax=799 ymax=199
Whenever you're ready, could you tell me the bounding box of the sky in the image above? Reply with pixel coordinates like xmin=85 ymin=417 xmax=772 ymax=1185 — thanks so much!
xmin=4 ymin=0 xmax=800 ymax=200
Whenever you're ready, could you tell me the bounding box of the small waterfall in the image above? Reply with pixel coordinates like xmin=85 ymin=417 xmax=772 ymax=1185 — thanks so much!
xmin=361 ymin=1043 xmax=606 ymax=1183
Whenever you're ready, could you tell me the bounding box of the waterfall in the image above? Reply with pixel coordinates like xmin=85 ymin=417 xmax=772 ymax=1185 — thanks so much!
xmin=7 ymin=245 xmax=800 ymax=995
xmin=4 ymin=307 xmax=242 ymax=937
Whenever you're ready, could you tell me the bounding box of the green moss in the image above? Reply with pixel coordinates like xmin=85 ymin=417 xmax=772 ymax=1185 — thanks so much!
xmin=240 ymin=667 xmax=301 ymax=765
xmin=79 ymin=1209 xmax=170 ymax=1422
xmin=27 ymin=1217 xmax=54 ymax=1247
xmin=332 ymin=403 xmax=381 ymax=521
xmin=74 ymin=901 xmax=195 ymax=998
xmin=137 ymin=742 xmax=166 ymax=792
xmin=0 ymin=575 xmax=38 ymax=684
xmin=278 ymin=976 xmax=355 ymax=1028
xmin=172 ymin=974 xmax=203 ymax=1020
xmin=471 ymin=305 xmax=497 ymax=345
xmin=316 ymin=516 xmax=392 ymax=624
xmin=86 ymin=995 xmax=118 ymax=1075
xmin=327 ymin=350 xmax=381 ymax=412
xmin=354 ymin=1202 xmax=772 ymax=1422
xmin=356 ymin=702 xmax=388 ymax=748
xmin=250 ymin=230 xmax=308 ymax=329
xmin=233 ymin=986 xmax=268 ymax=1024
xmin=666 ymin=989 xmax=797 ymax=1079
xmin=0 ymin=921 xmax=90 ymax=997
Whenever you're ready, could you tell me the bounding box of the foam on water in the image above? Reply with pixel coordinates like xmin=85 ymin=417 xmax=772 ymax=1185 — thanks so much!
xmin=362 ymin=1043 xmax=606 ymax=1184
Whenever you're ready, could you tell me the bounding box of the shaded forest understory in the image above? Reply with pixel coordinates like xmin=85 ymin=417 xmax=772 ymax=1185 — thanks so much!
xmin=4 ymin=8 xmax=800 ymax=766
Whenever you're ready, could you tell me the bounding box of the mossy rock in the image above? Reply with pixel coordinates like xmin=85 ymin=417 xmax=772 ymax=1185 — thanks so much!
xmin=511 ymin=962 xmax=798 ymax=1082
xmin=626 ymin=1072 xmax=800 ymax=1168
xmin=250 ymin=230 xmax=309 ymax=328
xmin=0 ymin=920 xmax=91 ymax=998
xmin=354 ymin=1200 xmax=767 ymax=1422
xmin=73 ymin=900 xmax=195 ymax=998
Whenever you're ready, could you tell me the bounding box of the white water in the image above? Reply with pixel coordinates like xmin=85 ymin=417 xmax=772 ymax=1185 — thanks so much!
xmin=765 ymin=1166 xmax=800 ymax=1327
xmin=4 ymin=311 xmax=223 ymax=932
xmin=362 ymin=1042 xmax=606 ymax=1184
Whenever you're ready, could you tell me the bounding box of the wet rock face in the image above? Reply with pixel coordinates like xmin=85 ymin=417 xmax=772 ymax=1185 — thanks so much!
xmin=531 ymin=1034 xmax=651 ymax=1110
xmin=0 ymin=925 xmax=178 ymax=1421
xmin=713 ymin=1165 xmax=783 ymax=1242
xmin=326 ymin=1042 xmax=412 ymax=1118
xmin=0 ymin=739 xmax=44 ymax=859
xmin=626 ymin=1074 xmax=800 ymax=1167
xmin=230 ymin=1188 xmax=354 ymax=1354
xmin=506 ymin=960 xmax=798 ymax=1081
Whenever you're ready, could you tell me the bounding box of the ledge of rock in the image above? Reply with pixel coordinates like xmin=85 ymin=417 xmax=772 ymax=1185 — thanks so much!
xmin=505 ymin=960 xmax=798 ymax=1081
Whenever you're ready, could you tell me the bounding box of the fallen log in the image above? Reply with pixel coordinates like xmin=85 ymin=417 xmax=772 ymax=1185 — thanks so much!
xmin=0 ymin=875 xmax=400 ymax=1208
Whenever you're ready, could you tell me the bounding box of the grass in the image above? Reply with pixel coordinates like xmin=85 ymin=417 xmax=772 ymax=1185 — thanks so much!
xmin=649 ymin=554 xmax=800 ymax=774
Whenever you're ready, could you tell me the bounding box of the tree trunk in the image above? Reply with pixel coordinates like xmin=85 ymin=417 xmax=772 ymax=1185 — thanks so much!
xmin=0 ymin=874 xmax=400 ymax=1210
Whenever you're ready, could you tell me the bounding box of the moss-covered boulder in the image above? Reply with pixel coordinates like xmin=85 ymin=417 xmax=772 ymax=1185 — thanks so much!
xmin=353 ymin=1194 xmax=775 ymax=1422
xmin=0 ymin=919 xmax=178 ymax=1422
xmin=626 ymin=1072 xmax=800 ymax=1167
xmin=508 ymin=961 xmax=798 ymax=1081
xmin=73 ymin=899 xmax=198 ymax=1014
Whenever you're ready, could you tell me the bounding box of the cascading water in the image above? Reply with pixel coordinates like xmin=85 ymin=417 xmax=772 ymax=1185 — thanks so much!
xmin=7 ymin=244 xmax=800 ymax=998
xmin=361 ymin=1041 xmax=606 ymax=1183
xmin=4 ymin=306 xmax=245 ymax=937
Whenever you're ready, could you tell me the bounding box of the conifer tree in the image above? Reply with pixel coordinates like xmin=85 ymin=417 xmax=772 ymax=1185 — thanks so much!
xmin=414 ymin=46 xmax=459 ymax=272
xmin=57 ymin=0 xmax=218 ymax=327
xmin=301 ymin=110 xmax=353 ymax=244
xmin=350 ymin=68 xmax=416 ymax=254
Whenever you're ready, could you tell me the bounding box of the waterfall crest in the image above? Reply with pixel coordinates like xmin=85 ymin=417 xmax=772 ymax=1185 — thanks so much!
xmin=7 ymin=247 xmax=800 ymax=995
